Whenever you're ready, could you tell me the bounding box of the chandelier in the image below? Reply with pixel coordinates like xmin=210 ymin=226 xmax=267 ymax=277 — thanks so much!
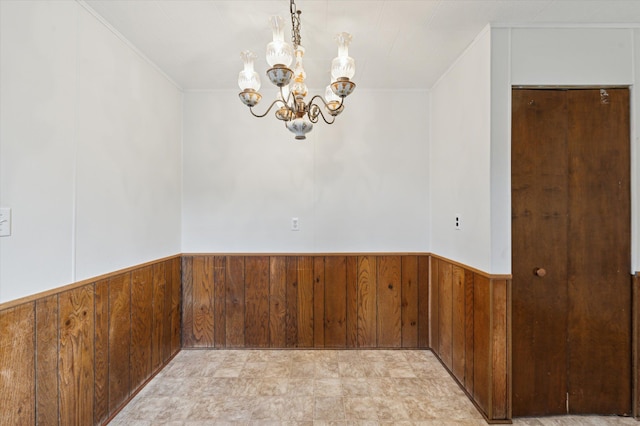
xmin=237 ymin=0 xmax=356 ymax=140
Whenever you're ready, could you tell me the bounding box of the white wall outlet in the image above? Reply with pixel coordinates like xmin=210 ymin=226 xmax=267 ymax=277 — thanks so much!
xmin=455 ymin=215 xmax=462 ymax=230
xmin=0 ymin=208 xmax=11 ymax=237
xmin=291 ymin=217 xmax=299 ymax=231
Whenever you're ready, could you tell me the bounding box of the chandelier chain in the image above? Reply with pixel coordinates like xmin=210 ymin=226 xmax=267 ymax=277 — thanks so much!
xmin=290 ymin=0 xmax=302 ymax=48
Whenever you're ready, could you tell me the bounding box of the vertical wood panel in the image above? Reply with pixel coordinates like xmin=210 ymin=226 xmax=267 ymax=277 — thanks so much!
xmin=226 ymin=256 xmax=245 ymax=348
xmin=59 ymin=285 xmax=95 ymax=426
xmin=313 ymin=257 xmax=325 ymax=348
xmin=438 ymin=260 xmax=453 ymax=367
xmin=163 ymin=261 xmax=174 ymax=361
xmin=109 ymin=273 xmax=131 ymax=414
xmin=169 ymin=257 xmax=182 ymax=357
xmin=151 ymin=262 xmax=166 ymax=372
xmin=192 ymin=256 xmax=214 ymax=347
xmin=36 ymin=295 xmax=59 ymax=426
xmin=269 ymin=256 xmax=287 ymax=347
xmin=417 ymin=255 xmax=430 ymax=348
xmin=324 ymin=256 xmax=347 ymax=347
xmin=377 ymin=255 xmax=402 ymax=348
xmin=464 ymin=270 xmax=475 ymax=395
xmin=492 ymin=279 xmax=509 ymax=419
xmin=0 ymin=303 xmax=35 ymax=425
xmin=452 ymin=266 xmax=466 ymax=382
xmin=245 ymin=256 xmax=270 ymax=347
xmin=473 ymin=274 xmax=491 ymax=416
xmin=401 ymin=256 xmax=418 ymax=348
xmin=430 ymin=257 xmax=440 ymax=350
xmin=286 ymin=256 xmax=299 ymax=347
xmin=94 ymin=279 xmax=110 ymax=425
xmin=131 ymin=266 xmax=153 ymax=389
xmin=635 ymin=273 xmax=640 ymax=418
xmin=357 ymin=256 xmax=377 ymax=348
xmin=213 ymin=256 xmax=227 ymax=348
xmin=298 ymin=256 xmax=315 ymax=348
xmin=346 ymin=256 xmax=358 ymax=348
xmin=566 ymin=89 xmax=631 ymax=415
xmin=181 ymin=256 xmax=194 ymax=347
xmin=512 ymin=88 xmax=570 ymax=417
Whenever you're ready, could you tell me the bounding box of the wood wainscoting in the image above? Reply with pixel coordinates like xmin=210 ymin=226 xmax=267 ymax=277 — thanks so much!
xmin=1 ymin=252 xmax=512 ymax=425
xmin=0 ymin=256 xmax=181 ymax=426
xmin=181 ymin=254 xmax=431 ymax=349
xmin=429 ymin=255 xmax=511 ymax=423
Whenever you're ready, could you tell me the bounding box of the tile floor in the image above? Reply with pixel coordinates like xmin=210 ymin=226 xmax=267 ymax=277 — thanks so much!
xmin=109 ymin=349 xmax=638 ymax=426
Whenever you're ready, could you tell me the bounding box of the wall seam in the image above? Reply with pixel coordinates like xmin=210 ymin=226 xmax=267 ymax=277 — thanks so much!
xmin=75 ymin=0 xmax=182 ymax=91
xmin=71 ymin=1 xmax=80 ymax=284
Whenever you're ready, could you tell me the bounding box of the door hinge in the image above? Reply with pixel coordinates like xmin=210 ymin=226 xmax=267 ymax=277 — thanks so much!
xmin=566 ymin=392 xmax=569 ymax=413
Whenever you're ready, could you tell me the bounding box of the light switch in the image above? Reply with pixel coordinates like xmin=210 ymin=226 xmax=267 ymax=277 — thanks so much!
xmin=0 ymin=208 xmax=11 ymax=237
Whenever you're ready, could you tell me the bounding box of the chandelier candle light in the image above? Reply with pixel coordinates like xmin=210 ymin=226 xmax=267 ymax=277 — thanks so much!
xmin=237 ymin=0 xmax=356 ymax=140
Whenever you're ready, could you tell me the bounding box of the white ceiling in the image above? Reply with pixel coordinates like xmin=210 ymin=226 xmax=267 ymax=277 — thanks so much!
xmin=84 ymin=0 xmax=640 ymax=92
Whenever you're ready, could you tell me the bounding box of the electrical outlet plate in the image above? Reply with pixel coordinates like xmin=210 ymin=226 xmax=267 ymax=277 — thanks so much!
xmin=0 ymin=208 xmax=11 ymax=237
xmin=291 ymin=217 xmax=299 ymax=231
xmin=455 ymin=215 xmax=462 ymax=230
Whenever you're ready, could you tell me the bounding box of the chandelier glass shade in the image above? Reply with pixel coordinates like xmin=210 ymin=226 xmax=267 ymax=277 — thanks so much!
xmin=237 ymin=0 xmax=356 ymax=140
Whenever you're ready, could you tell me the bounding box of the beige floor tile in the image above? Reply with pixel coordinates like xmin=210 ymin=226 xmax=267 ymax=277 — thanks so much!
xmin=212 ymin=366 xmax=243 ymax=378
xmin=338 ymin=361 xmax=369 ymax=377
xmin=314 ymin=396 xmax=346 ymax=420
xmin=256 ymin=378 xmax=289 ymax=396
xmin=363 ymin=361 xmax=391 ymax=377
xmin=251 ymin=396 xmax=285 ymax=420
xmin=315 ymin=378 xmax=344 ymax=396
xmin=372 ymin=395 xmax=411 ymax=421
xmin=343 ymin=396 xmax=380 ymax=420
xmin=152 ymin=396 xmax=200 ymax=422
xmin=315 ymin=361 xmax=341 ymax=378
xmin=342 ymin=378 xmax=374 ymax=397
xmin=227 ymin=377 xmax=263 ymax=396
xmin=213 ymin=396 xmax=254 ymax=421
xmin=290 ymin=361 xmax=315 ymax=377
xmin=369 ymin=378 xmax=400 ymax=397
xmin=388 ymin=365 xmax=418 ymax=378
xmin=287 ymin=378 xmax=315 ymax=396
xmin=283 ymin=396 xmax=316 ymax=421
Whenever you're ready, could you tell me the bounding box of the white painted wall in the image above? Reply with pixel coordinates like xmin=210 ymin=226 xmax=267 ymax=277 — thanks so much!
xmin=0 ymin=1 xmax=182 ymax=303
xmin=489 ymin=28 xmax=512 ymax=274
xmin=182 ymin=89 xmax=430 ymax=253
xmin=490 ymin=26 xmax=639 ymax=274
xmin=429 ymin=28 xmax=492 ymax=272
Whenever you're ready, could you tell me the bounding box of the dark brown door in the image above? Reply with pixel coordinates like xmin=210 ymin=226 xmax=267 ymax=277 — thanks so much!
xmin=512 ymin=88 xmax=631 ymax=416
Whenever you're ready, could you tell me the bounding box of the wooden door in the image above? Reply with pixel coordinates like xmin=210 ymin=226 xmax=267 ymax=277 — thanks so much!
xmin=511 ymin=88 xmax=631 ymax=416
xmin=512 ymin=89 xmax=570 ymax=415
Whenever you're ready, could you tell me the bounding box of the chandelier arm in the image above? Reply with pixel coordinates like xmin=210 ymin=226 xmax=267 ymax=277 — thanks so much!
xmin=307 ymin=97 xmax=337 ymax=125
xmin=249 ymin=99 xmax=287 ymax=118
xmin=309 ymin=94 xmax=345 ymax=111
xmin=279 ymin=86 xmax=293 ymax=106
xmin=315 ymin=108 xmax=336 ymax=125
xmin=307 ymin=109 xmax=320 ymax=124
